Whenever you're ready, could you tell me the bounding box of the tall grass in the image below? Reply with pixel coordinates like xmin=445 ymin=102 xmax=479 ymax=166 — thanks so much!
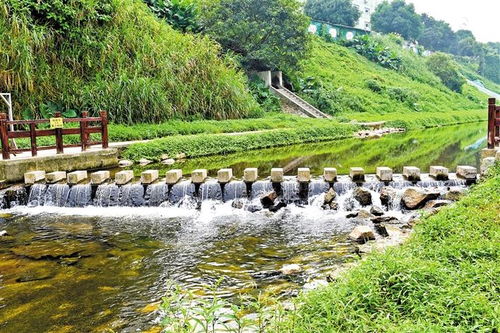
xmin=0 ymin=0 xmax=259 ymax=123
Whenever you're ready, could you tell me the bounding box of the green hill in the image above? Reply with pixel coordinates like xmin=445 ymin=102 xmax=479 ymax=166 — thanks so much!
xmin=0 ymin=0 xmax=258 ymax=124
xmin=295 ymin=37 xmax=488 ymax=122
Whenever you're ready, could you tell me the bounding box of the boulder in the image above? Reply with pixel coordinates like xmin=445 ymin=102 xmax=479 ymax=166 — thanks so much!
xmin=139 ymin=158 xmax=152 ymax=166
xmin=323 ymin=188 xmax=336 ymax=204
xmin=161 ymin=158 xmax=176 ymax=165
xmin=374 ymin=224 xmax=389 ymax=237
xmin=280 ymin=264 xmax=302 ymax=275
xmin=0 ymin=230 xmax=8 ymax=237
xmin=370 ymin=205 xmax=384 ymax=216
xmin=346 ymin=212 xmax=359 ymax=218
xmin=260 ymin=191 xmax=278 ymax=208
xmin=349 ymin=226 xmax=375 ymax=244
xmin=444 ymin=188 xmax=465 ymax=201
xmin=269 ymin=201 xmax=287 ymax=212
xmin=175 ymin=153 xmax=187 ymax=160
xmin=402 ymin=187 xmax=440 ymax=210
xmin=353 ymin=187 xmax=372 ymax=206
xmin=380 ymin=187 xmax=396 ymax=207
xmin=358 ymin=209 xmax=374 ymax=219
xmin=328 ymin=201 xmax=339 ymax=210
xmin=424 ymin=200 xmax=451 ymax=210
xmin=371 ymin=216 xmax=400 ymax=224
xmin=118 ymin=160 xmax=133 ymax=167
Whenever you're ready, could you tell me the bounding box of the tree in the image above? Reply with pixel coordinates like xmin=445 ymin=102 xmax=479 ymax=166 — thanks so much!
xmin=371 ymin=0 xmax=423 ymax=41
xmin=426 ymin=53 xmax=465 ymax=92
xmin=418 ymin=14 xmax=456 ymax=53
xmin=202 ymin=0 xmax=310 ymax=72
xmin=304 ymin=0 xmax=361 ymax=27
xmin=144 ymin=0 xmax=202 ymax=33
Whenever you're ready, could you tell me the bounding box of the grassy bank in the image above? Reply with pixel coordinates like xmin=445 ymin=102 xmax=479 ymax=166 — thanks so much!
xmin=122 ymin=124 xmax=358 ymax=161
xmin=275 ymin=164 xmax=499 ymax=332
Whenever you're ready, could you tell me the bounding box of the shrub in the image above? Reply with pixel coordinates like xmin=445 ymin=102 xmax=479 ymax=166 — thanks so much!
xmin=304 ymin=0 xmax=361 ymax=27
xmin=426 ymin=53 xmax=466 ymax=92
xmin=343 ymin=35 xmax=402 ymax=70
xmin=387 ymin=87 xmax=420 ymax=109
xmin=366 ymin=79 xmax=384 ymax=93
xmin=144 ymin=0 xmax=202 ymax=33
xmin=248 ymin=79 xmax=282 ymax=113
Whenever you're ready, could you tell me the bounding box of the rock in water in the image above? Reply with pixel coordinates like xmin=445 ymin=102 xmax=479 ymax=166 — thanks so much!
xmin=374 ymin=224 xmax=389 ymax=237
xmin=118 ymin=160 xmax=133 ymax=167
xmin=444 ymin=188 xmax=465 ymax=201
xmin=371 ymin=216 xmax=400 ymax=224
xmin=269 ymin=201 xmax=287 ymax=212
xmin=260 ymin=191 xmax=278 ymax=208
xmin=358 ymin=209 xmax=374 ymax=219
xmin=280 ymin=264 xmax=302 ymax=275
xmin=424 ymin=200 xmax=451 ymax=210
xmin=402 ymin=187 xmax=440 ymax=209
xmin=380 ymin=187 xmax=396 ymax=207
xmin=353 ymin=187 xmax=372 ymax=206
xmin=370 ymin=205 xmax=384 ymax=216
xmin=139 ymin=158 xmax=152 ymax=166
xmin=324 ymin=188 xmax=336 ymax=204
xmin=349 ymin=226 xmax=375 ymax=244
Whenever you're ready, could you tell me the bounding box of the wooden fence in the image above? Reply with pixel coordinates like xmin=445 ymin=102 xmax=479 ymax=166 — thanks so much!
xmin=0 ymin=111 xmax=108 ymax=160
xmin=488 ymin=98 xmax=500 ymax=149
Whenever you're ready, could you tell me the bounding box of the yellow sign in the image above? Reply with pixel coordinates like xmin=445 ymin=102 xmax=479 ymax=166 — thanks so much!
xmin=49 ymin=117 xmax=63 ymax=129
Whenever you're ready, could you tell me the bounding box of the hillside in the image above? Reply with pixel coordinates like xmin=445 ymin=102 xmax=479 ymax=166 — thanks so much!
xmin=0 ymin=0 xmax=258 ymax=123
xmin=296 ymin=37 xmax=489 ymax=122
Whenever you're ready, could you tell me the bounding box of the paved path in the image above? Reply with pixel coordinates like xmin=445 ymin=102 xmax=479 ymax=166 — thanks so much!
xmin=467 ymin=80 xmax=500 ymax=99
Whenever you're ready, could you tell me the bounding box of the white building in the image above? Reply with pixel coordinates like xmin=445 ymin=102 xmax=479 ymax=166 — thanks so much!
xmin=351 ymin=0 xmax=383 ymax=31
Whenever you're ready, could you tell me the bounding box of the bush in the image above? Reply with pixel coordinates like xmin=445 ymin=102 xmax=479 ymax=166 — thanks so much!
xmin=248 ymin=79 xmax=282 ymax=113
xmin=343 ymin=35 xmax=402 ymax=70
xmin=304 ymin=0 xmax=361 ymax=27
xmin=144 ymin=0 xmax=202 ymax=33
xmin=366 ymin=79 xmax=384 ymax=93
xmin=426 ymin=53 xmax=466 ymax=92
xmin=387 ymin=87 xmax=420 ymax=109
xmin=1 ymin=0 xmax=259 ymax=123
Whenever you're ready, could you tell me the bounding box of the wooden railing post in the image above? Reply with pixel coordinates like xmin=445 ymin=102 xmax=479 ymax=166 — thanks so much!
xmin=54 ymin=112 xmax=64 ymax=154
xmin=0 ymin=113 xmax=10 ymax=160
xmin=488 ymin=98 xmax=496 ymax=149
xmin=100 ymin=111 xmax=109 ymax=149
xmin=29 ymin=123 xmax=37 ymax=156
xmin=80 ymin=111 xmax=88 ymax=151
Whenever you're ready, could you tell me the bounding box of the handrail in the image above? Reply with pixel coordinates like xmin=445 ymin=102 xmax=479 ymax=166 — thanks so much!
xmin=0 ymin=111 xmax=109 ymax=159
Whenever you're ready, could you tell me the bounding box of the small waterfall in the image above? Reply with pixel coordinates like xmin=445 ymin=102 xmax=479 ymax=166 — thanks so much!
xmin=308 ymin=180 xmax=329 ymax=198
xmin=145 ymin=183 xmax=169 ymax=207
xmin=169 ymin=181 xmax=196 ymax=204
xmin=333 ymin=182 xmax=356 ymax=195
xmin=28 ymin=184 xmax=47 ymax=207
xmin=119 ymin=184 xmax=145 ymax=207
xmin=2 ymin=186 xmax=28 ymax=208
xmin=281 ymin=180 xmax=301 ymax=204
xmin=223 ymin=181 xmax=247 ymax=201
xmin=199 ymin=180 xmax=222 ymax=201
xmin=66 ymin=184 xmax=92 ymax=207
xmin=44 ymin=184 xmax=70 ymax=207
xmin=94 ymin=184 xmax=120 ymax=207
xmin=250 ymin=181 xmax=273 ymax=199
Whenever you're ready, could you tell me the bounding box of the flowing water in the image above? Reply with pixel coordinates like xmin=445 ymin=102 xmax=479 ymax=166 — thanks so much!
xmin=0 ymin=122 xmax=487 ymax=332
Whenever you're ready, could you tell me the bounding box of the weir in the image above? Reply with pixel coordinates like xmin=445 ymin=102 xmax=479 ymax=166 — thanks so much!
xmin=0 ymin=166 xmax=477 ymax=211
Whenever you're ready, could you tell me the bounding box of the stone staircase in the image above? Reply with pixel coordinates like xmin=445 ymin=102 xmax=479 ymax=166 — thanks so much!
xmin=270 ymin=86 xmax=331 ymax=119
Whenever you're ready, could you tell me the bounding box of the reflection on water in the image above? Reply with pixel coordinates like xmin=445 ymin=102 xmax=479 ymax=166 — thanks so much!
xmin=129 ymin=122 xmax=486 ymax=177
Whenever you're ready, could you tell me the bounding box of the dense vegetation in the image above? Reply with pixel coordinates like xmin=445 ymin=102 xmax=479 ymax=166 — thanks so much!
xmin=304 ymin=0 xmax=360 ymax=27
xmin=275 ymin=163 xmax=500 ymax=332
xmin=292 ymin=37 xmax=486 ymax=118
xmin=0 ymin=0 xmax=258 ymax=123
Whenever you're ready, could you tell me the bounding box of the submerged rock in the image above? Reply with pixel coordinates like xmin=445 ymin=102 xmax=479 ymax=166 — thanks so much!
xmin=371 ymin=216 xmax=400 ymax=224
xmin=118 ymin=160 xmax=133 ymax=167
xmin=402 ymin=187 xmax=440 ymax=209
xmin=370 ymin=205 xmax=385 ymax=216
xmin=280 ymin=264 xmax=302 ymax=275
xmin=380 ymin=187 xmax=397 ymax=207
xmin=260 ymin=191 xmax=278 ymax=208
xmin=269 ymin=201 xmax=287 ymax=212
xmin=349 ymin=226 xmax=375 ymax=244
xmin=353 ymin=187 xmax=372 ymax=206
xmin=424 ymin=200 xmax=452 ymax=210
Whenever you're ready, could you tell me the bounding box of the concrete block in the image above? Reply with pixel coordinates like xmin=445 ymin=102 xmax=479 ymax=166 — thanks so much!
xmin=166 ymin=169 xmax=183 ymax=185
xmin=481 ymin=157 xmax=496 ymax=175
xmin=496 ymin=150 xmax=500 ymax=161
xmin=403 ymin=166 xmax=421 ymax=181
xmin=243 ymin=168 xmax=258 ymax=183
xmin=481 ymin=148 xmax=497 ymax=159
xmin=24 ymin=171 xmax=46 ymax=185
xmin=323 ymin=168 xmax=337 ymax=182
xmin=270 ymin=168 xmax=284 ymax=183
xmin=429 ymin=166 xmax=449 ymax=180
xmin=191 ymin=169 xmax=207 ymax=184
xmin=217 ymin=169 xmax=233 ymax=183
xmin=115 ymin=170 xmax=134 ymax=185
xmin=67 ymin=170 xmax=88 ymax=185
xmin=376 ymin=167 xmax=393 ymax=182
xmin=349 ymin=167 xmax=365 ymax=182
xmin=141 ymin=170 xmax=159 ymax=184
xmin=91 ymin=171 xmax=110 ymax=185
xmin=46 ymin=171 xmax=66 ymax=184
xmin=297 ymin=168 xmax=311 ymax=182
xmin=456 ymin=166 xmax=477 ymax=180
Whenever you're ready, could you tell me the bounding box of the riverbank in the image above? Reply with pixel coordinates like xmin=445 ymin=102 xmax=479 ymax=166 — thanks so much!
xmin=122 ymin=110 xmax=486 ymax=162
xmin=273 ymin=163 xmax=499 ymax=332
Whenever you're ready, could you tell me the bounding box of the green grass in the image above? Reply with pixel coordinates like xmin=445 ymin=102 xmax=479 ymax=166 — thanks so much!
xmin=122 ymin=123 xmax=358 ymax=161
xmin=274 ymin=164 xmax=500 ymax=332
xmin=0 ymin=0 xmax=258 ymax=123
xmin=299 ymin=38 xmax=489 ymax=118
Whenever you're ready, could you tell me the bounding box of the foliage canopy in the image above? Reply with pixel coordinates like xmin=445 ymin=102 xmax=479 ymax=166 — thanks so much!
xmin=371 ymin=0 xmax=423 ymax=40
xmin=202 ymin=0 xmax=310 ymax=72
xmin=426 ymin=53 xmax=465 ymax=92
xmin=304 ymin=0 xmax=361 ymax=27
